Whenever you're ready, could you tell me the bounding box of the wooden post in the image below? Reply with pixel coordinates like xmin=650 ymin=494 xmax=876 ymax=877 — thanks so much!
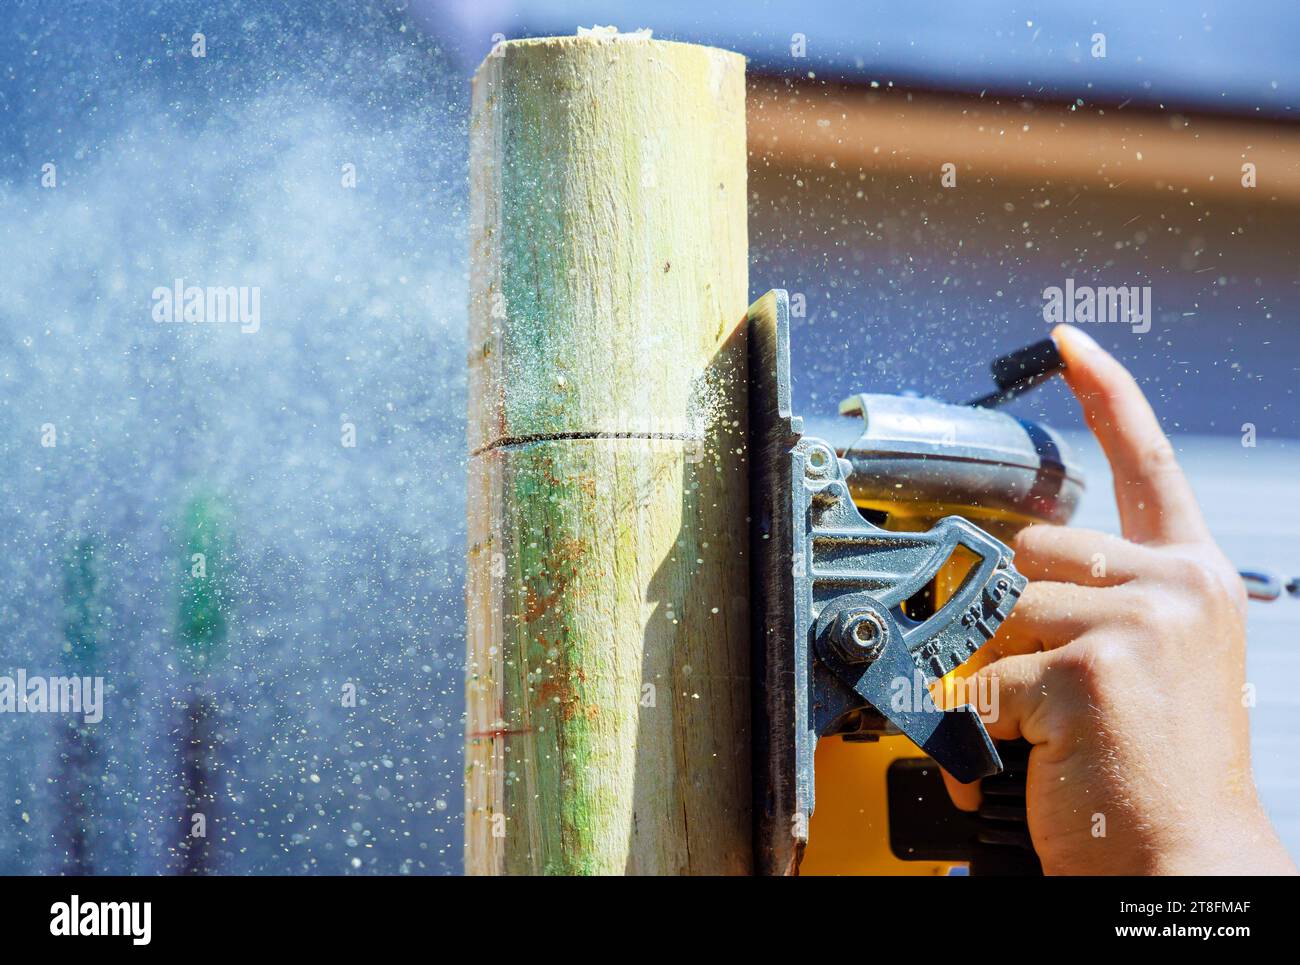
xmin=466 ymin=34 xmax=751 ymax=875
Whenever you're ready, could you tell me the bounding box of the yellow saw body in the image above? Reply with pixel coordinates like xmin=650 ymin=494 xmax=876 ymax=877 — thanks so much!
xmin=796 ymin=412 xmax=1082 ymax=876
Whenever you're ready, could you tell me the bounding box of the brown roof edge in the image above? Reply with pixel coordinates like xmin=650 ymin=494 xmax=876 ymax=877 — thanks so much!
xmin=748 ymin=77 xmax=1300 ymax=204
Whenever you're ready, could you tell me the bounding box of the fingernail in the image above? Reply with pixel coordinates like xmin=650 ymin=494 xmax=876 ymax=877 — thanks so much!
xmin=1055 ymin=324 xmax=1102 ymax=354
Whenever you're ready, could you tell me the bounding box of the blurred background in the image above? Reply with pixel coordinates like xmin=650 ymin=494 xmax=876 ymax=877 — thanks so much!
xmin=1 ymin=0 xmax=1296 ymax=873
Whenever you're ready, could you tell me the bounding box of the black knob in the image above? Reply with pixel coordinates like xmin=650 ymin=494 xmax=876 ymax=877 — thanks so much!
xmin=968 ymin=336 xmax=1066 ymax=408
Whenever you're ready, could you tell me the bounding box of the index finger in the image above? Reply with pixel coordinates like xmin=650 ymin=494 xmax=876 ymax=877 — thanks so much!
xmin=1052 ymin=325 xmax=1209 ymax=546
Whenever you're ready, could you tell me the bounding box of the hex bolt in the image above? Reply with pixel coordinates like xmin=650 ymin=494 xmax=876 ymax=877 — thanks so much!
xmin=832 ymin=609 xmax=888 ymax=665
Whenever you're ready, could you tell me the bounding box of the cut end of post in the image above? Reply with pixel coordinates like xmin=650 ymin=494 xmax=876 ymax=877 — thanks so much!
xmin=475 ymin=28 xmax=745 ymax=76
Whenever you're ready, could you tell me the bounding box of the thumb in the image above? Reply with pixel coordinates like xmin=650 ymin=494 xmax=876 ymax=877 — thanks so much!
xmin=941 ymin=768 xmax=983 ymax=812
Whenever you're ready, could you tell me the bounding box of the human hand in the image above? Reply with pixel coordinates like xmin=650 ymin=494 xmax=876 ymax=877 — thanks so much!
xmin=942 ymin=324 xmax=1296 ymax=876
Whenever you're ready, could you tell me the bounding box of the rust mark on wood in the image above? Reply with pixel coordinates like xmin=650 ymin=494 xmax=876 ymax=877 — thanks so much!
xmin=521 ymin=537 xmax=583 ymax=623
